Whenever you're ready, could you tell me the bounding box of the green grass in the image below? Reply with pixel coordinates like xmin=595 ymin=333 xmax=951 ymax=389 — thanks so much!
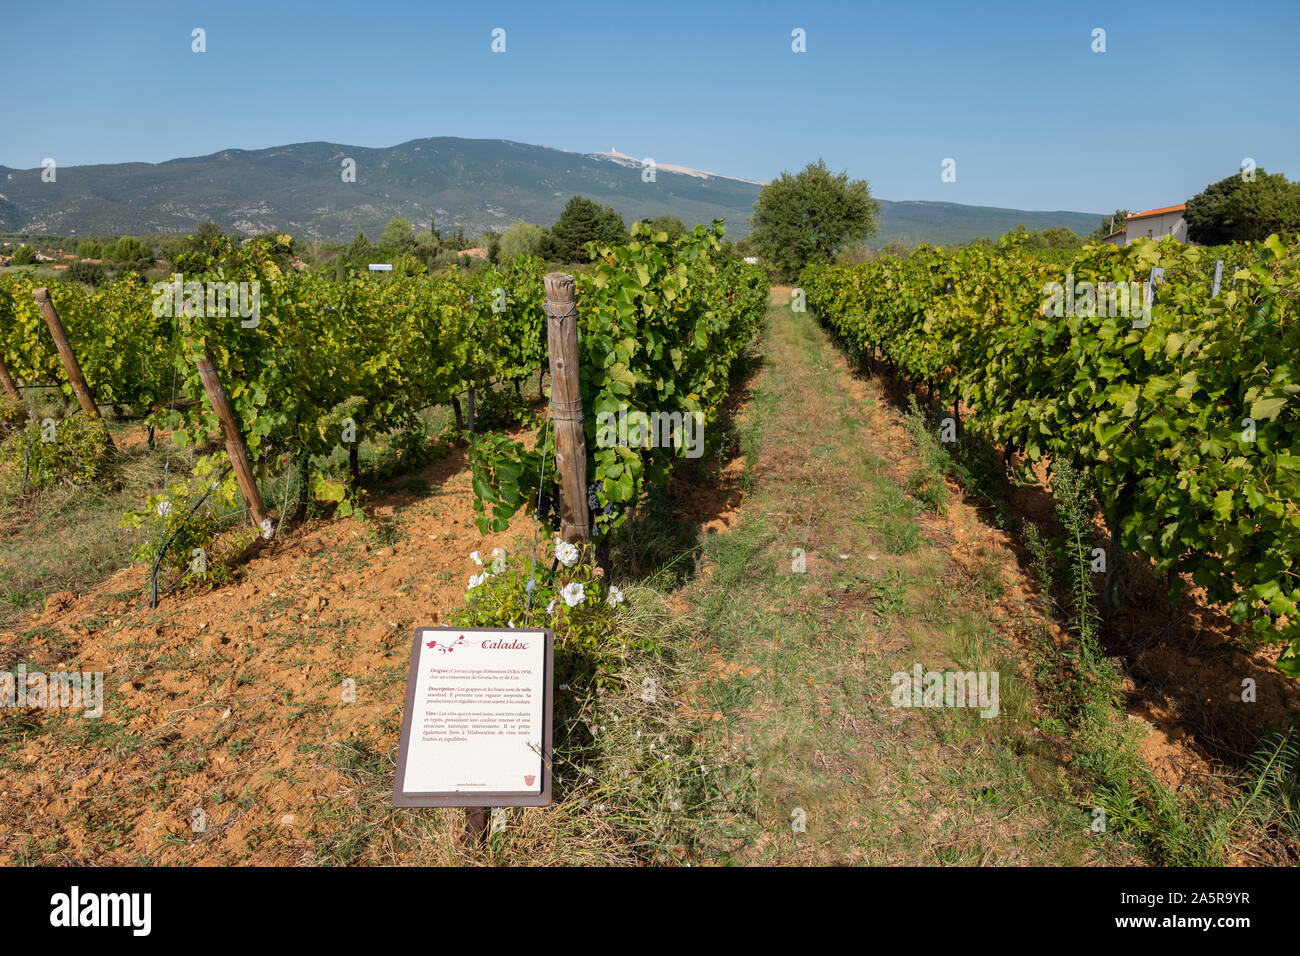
xmin=0 ymin=417 xmax=188 ymax=630
xmin=661 ymin=300 xmax=1135 ymax=865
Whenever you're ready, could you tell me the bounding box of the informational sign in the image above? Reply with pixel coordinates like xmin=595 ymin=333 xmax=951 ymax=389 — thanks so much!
xmin=392 ymin=627 xmax=553 ymax=808
xmin=367 ymin=263 xmax=393 ymax=272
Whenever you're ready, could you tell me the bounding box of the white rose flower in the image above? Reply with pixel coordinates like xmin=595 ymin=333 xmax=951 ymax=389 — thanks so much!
xmin=560 ymin=581 xmax=585 ymax=607
xmin=546 ymin=600 xmax=556 ymax=615
xmin=554 ymin=540 xmax=579 ymax=568
xmin=467 ymin=572 xmax=488 ymax=590
xmin=490 ymin=548 xmax=507 ymax=573
xmin=606 ymin=584 xmax=624 ymax=607
xmin=469 ymin=550 xmax=483 ymax=566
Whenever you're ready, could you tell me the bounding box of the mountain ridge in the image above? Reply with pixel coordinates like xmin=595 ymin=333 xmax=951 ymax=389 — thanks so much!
xmin=0 ymin=137 xmax=1105 ymax=245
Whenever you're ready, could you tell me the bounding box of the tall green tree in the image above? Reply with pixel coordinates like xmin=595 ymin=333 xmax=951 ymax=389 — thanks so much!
xmin=414 ymin=229 xmax=442 ymax=268
xmin=193 ymin=221 xmax=224 ymax=245
xmin=548 ymin=196 xmax=627 ymax=262
xmin=1185 ymin=169 xmax=1300 ymax=244
xmin=104 ymin=236 xmax=153 ymax=263
xmin=344 ymin=230 xmax=373 ymax=267
xmin=499 ymin=221 xmax=547 ymax=260
xmin=750 ymin=159 xmax=880 ymax=280
xmin=643 ymin=215 xmax=687 ymax=239
xmin=1008 ymin=224 xmax=1083 ymax=250
xmin=379 ymin=218 xmax=417 ymax=257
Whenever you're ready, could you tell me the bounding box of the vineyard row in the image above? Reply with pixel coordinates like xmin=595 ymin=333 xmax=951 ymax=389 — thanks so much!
xmin=800 ymin=234 xmax=1300 ymax=674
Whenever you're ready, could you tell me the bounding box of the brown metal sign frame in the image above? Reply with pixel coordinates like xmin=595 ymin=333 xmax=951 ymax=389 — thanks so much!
xmin=392 ymin=626 xmax=554 ymax=808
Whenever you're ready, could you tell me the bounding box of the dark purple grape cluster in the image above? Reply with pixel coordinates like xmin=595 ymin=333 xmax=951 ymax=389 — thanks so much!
xmin=587 ymin=481 xmax=618 ymax=519
xmin=535 ymin=490 xmax=560 ymax=530
xmin=535 ymin=484 xmax=618 ymax=532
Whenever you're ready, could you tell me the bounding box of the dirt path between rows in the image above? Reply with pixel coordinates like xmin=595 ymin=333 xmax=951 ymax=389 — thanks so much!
xmin=652 ymin=291 xmax=1144 ymax=863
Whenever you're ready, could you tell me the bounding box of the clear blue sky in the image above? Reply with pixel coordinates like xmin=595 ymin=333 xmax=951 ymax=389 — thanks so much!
xmin=1 ymin=0 xmax=1296 ymax=214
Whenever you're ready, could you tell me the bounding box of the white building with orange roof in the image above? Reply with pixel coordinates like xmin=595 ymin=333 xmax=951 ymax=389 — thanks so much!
xmin=1103 ymin=203 xmax=1189 ymax=246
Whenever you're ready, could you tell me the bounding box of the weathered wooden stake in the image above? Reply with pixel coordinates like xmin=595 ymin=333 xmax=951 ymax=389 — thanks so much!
xmin=463 ymin=809 xmax=489 ymax=847
xmin=0 ymin=355 xmax=19 ymax=402
xmin=192 ymin=343 xmax=272 ymax=533
xmin=33 ymin=287 xmax=106 ymax=425
xmin=451 ymin=395 xmax=464 ymax=438
xmin=544 ymin=273 xmax=590 ymax=545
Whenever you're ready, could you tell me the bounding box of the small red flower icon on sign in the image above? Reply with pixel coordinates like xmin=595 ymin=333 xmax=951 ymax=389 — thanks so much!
xmin=425 ymin=634 xmax=467 ymax=654
xmin=524 ymin=775 xmax=536 ymax=786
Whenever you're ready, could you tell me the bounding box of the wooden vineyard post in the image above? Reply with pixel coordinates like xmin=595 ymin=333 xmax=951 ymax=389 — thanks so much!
xmin=0 ymin=354 xmax=19 ymax=403
xmin=451 ymin=395 xmax=464 ymax=439
xmin=544 ymin=273 xmax=590 ymax=545
xmin=33 ymin=288 xmax=112 ymax=447
xmin=463 ymin=809 xmax=489 ymax=847
xmin=192 ymin=343 xmax=272 ymax=535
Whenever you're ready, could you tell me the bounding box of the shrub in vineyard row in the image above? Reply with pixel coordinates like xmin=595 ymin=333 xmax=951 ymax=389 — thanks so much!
xmin=469 ymin=221 xmax=768 ymax=539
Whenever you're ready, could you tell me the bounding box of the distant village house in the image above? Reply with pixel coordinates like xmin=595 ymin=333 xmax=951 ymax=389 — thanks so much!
xmin=1101 ymin=203 xmax=1188 ymax=246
